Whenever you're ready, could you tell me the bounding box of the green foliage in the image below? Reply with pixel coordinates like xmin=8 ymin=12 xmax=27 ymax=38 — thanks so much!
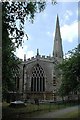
xmin=2 ymin=1 xmax=47 ymax=47
xmin=58 ymin=44 xmax=80 ymax=96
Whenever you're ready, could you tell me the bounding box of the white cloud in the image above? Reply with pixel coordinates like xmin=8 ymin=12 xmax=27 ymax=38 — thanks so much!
xmin=53 ymin=21 xmax=78 ymax=43
xmin=15 ymin=43 xmax=35 ymax=60
xmin=14 ymin=31 xmax=34 ymax=60
xmin=60 ymin=21 xmax=78 ymax=42
xmin=64 ymin=54 xmax=69 ymax=59
xmin=26 ymin=51 xmax=35 ymax=59
xmin=16 ymin=47 xmax=26 ymax=60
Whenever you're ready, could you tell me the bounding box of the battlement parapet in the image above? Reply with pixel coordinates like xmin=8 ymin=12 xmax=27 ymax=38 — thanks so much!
xmin=27 ymin=58 xmax=30 ymax=61
xmin=24 ymin=55 xmax=54 ymax=63
xmin=42 ymin=55 xmax=45 ymax=58
xmin=47 ymin=56 xmax=50 ymax=58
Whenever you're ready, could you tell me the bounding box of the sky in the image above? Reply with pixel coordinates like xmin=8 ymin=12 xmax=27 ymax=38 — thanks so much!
xmin=16 ymin=1 xmax=79 ymax=60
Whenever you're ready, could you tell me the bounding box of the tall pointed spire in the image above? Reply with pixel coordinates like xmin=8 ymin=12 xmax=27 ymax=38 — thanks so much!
xmin=53 ymin=15 xmax=63 ymax=62
xmin=56 ymin=14 xmax=60 ymax=30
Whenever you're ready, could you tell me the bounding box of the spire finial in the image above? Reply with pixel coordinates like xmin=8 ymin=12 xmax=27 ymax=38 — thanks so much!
xmin=57 ymin=14 xmax=58 ymax=18
xmin=56 ymin=14 xmax=59 ymax=28
xmin=37 ymin=49 xmax=39 ymax=56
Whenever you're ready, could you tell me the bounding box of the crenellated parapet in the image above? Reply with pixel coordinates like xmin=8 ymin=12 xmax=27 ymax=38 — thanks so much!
xmin=23 ymin=54 xmax=57 ymax=65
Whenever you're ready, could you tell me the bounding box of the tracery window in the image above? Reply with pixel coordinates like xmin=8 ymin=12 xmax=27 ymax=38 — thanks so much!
xmin=31 ymin=64 xmax=45 ymax=92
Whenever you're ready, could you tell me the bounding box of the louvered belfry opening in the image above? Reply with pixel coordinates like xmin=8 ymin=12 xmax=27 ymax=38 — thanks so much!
xmin=31 ymin=64 xmax=45 ymax=92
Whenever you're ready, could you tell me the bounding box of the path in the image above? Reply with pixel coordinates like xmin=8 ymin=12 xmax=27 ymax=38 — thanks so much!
xmin=33 ymin=105 xmax=79 ymax=118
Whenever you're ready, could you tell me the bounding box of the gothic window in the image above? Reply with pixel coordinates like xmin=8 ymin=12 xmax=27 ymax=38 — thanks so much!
xmin=43 ymin=77 xmax=45 ymax=91
xmin=31 ymin=77 xmax=33 ymax=91
xmin=34 ymin=77 xmax=36 ymax=91
xmin=40 ymin=77 xmax=42 ymax=91
xmin=37 ymin=77 xmax=39 ymax=91
xmin=31 ymin=64 xmax=45 ymax=92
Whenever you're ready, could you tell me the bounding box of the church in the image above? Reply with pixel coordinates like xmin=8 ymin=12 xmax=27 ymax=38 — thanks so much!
xmin=17 ymin=15 xmax=63 ymax=101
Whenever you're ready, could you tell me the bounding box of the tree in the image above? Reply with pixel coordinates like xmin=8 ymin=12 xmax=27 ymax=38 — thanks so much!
xmin=2 ymin=1 xmax=56 ymax=100
xmin=58 ymin=44 xmax=80 ymax=97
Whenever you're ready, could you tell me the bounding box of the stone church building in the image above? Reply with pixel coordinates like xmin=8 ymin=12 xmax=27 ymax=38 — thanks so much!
xmin=17 ymin=15 xmax=63 ymax=101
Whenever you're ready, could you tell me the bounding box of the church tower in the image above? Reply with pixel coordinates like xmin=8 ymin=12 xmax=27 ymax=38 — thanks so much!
xmin=53 ymin=15 xmax=63 ymax=62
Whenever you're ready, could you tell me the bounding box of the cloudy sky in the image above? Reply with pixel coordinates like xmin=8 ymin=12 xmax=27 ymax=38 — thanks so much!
xmin=16 ymin=1 xmax=79 ymax=60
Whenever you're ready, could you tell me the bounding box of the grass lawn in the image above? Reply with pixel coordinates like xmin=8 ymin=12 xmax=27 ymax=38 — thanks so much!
xmin=2 ymin=102 xmax=79 ymax=120
xmin=59 ymin=109 xmax=80 ymax=118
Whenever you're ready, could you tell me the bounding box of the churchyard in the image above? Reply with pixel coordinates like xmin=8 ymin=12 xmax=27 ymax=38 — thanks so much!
xmin=2 ymin=100 xmax=80 ymax=119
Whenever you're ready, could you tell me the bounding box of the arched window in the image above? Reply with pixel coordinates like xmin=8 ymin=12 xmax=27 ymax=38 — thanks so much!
xmin=31 ymin=64 xmax=45 ymax=92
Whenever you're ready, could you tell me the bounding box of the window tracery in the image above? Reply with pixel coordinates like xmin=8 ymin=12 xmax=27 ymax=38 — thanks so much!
xmin=31 ymin=64 xmax=45 ymax=92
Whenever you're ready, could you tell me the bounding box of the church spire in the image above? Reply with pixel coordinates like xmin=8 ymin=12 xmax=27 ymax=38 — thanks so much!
xmin=56 ymin=14 xmax=59 ymax=29
xmin=53 ymin=15 xmax=63 ymax=62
